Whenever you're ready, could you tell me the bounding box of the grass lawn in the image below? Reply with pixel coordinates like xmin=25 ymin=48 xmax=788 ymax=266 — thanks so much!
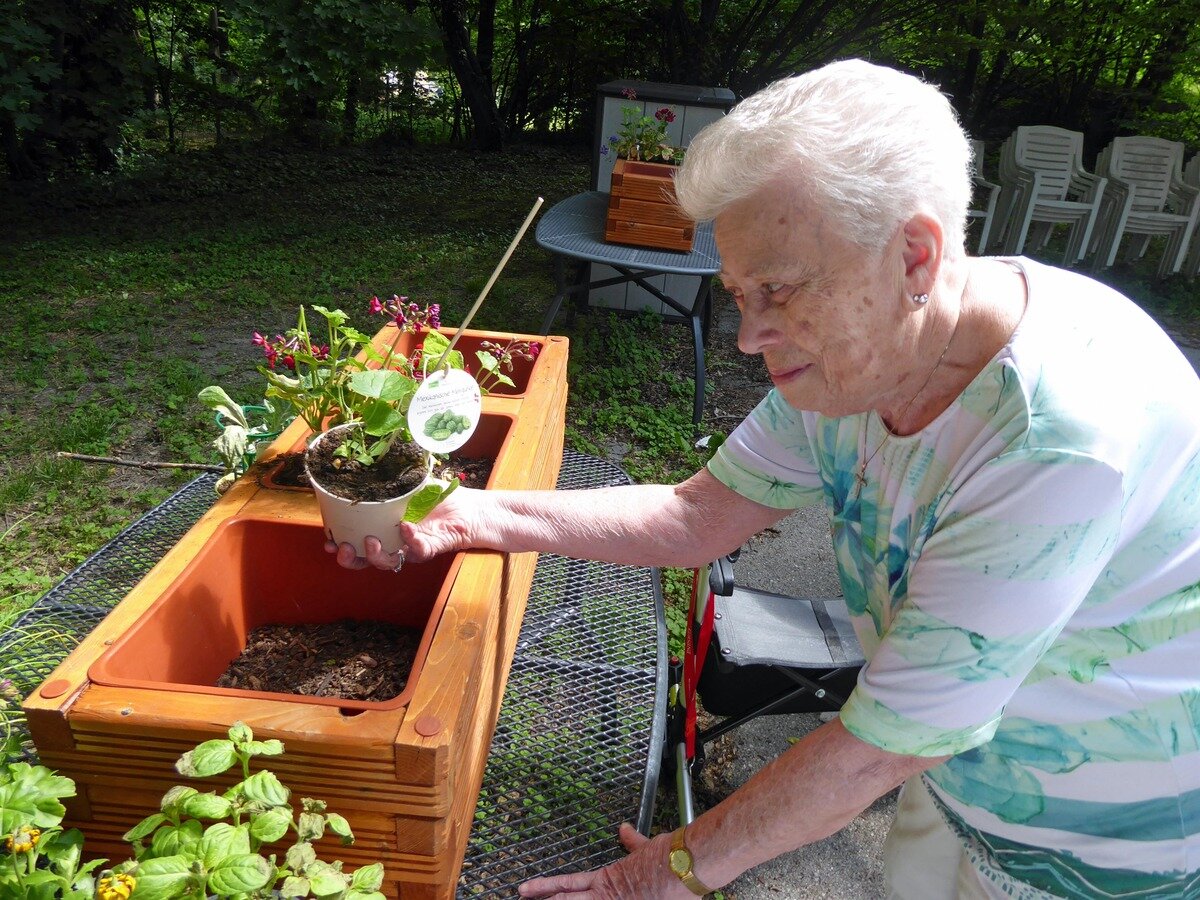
xmin=2 ymin=141 xmax=1198 ymax=643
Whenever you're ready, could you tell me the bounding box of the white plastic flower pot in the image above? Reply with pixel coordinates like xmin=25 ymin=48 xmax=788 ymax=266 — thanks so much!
xmin=304 ymin=424 xmax=435 ymax=558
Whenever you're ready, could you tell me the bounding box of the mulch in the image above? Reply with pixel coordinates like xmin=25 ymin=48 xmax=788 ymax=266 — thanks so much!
xmin=216 ymin=619 xmax=420 ymax=702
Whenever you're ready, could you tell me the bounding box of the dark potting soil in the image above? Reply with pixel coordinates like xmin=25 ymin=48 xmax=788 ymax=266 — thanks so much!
xmin=307 ymin=434 xmax=428 ymax=502
xmin=266 ymin=442 xmax=494 ymax=494
xmin=436 ymin=454 xmax=494 ymax=489
xmin=262 ymin=451 xmax=310 ymax=488
xmin=217 ymin=619 xmax=419 ymax=702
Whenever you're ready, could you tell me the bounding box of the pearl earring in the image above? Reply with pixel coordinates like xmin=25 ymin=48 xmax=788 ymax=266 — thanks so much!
xmin=912 ymin=293 xmax=930 ymax=305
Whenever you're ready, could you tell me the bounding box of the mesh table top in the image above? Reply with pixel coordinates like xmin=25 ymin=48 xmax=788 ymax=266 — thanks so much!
xmin=535 ymin=191 xmax=720 ymax=275
xmin=0 ymin=450 xmax=665 ymax=896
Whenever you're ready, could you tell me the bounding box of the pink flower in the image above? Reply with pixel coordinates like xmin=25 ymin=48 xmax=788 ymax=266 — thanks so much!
xmin=369 ymin=296 xmax=383 ymax=314
xmin=655 ymin=107 xmax=676 ymax=123
xmin=251 ymin=332 xmax=267 ymax=347
xmin=622 ymin=88 xmax=638 ymax=100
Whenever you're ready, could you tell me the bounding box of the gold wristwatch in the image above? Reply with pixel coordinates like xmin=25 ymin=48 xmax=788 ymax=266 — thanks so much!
xmin=668 ymin=826 xmax=713 ymax=896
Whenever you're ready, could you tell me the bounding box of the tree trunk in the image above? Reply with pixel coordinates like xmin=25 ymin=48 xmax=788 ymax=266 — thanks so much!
xmin=429 ymin=0 xmax=504 ymax=150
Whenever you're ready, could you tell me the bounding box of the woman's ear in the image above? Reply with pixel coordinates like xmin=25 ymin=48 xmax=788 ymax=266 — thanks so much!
xmin=901 ymin=214 xmax=944 ymax=297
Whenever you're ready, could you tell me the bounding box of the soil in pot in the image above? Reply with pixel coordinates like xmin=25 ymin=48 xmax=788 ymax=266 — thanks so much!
xmin=307 ymin=432 xmax=428 ymax=502
xmin=262 ymin=450 xmax=493 ymax=490
xmin=436 ymin=455 xmax=494 ymax=489
xmin=261 ymin=451 xmax=310 ymax=488
xmin=216 ymin=619 xmax=419 ymax=702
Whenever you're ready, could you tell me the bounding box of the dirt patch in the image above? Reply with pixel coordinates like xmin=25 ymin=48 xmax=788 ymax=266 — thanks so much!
xmin=217 ymin=619 xmax=419 ymax=702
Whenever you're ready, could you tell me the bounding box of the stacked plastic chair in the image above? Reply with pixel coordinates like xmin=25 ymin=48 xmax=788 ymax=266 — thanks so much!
xmin=967 ymin=139 xmax=1002 ymax=254
xmin=1091 ymin=136 xmax=1200 ymax=277
xmin=993 ymin=125 xmax=1107 ymax=262
xmin=1184 ymin=153 xmax=1200 ymax=279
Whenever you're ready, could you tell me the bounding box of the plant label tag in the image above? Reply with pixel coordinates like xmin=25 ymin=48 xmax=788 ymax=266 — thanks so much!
xmin=408 ymin=368 xmax=481 ymax=453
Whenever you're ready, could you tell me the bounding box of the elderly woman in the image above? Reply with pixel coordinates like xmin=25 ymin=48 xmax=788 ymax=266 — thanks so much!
xmin=334 ymin=60 xmax=1200 ymax=898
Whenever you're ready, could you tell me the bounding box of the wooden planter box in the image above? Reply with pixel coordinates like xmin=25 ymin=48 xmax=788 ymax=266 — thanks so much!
xmin=604 ymin=158 xmax=695 ymax=252
xmin=25 ymin=329 xmax=569 ymax=900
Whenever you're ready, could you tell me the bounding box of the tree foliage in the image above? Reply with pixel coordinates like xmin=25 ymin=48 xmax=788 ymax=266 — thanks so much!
xmin=2 ymin=0 xmax=1198 ymax=177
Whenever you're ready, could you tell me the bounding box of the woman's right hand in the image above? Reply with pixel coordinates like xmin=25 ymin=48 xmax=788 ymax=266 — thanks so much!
xmin=326 ymin=486 xmax=488 ymax=571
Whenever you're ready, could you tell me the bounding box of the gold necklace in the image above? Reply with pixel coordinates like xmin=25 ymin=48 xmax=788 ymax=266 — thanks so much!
xmin=852 ymin=326 xmax=957 ymax=499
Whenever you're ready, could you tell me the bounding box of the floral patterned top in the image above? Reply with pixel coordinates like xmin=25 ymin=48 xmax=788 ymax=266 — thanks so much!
xmin=707 ymin=258 xmax=1200 ymax=897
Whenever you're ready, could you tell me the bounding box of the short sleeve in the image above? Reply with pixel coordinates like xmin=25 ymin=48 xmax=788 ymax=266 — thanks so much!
xmin=706 ymin=390 xmax=825 ymax=509
xmin=840 ymin=448 xmax=1125 ymax=757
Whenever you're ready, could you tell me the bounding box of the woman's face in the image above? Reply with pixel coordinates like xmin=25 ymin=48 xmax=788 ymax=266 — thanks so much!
xmin=714 ymin=182 xmax=908 ymax=418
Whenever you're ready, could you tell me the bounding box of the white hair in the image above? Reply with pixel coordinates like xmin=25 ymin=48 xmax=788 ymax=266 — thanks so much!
xmin=674 ymin=59 xmax=971 ymax=261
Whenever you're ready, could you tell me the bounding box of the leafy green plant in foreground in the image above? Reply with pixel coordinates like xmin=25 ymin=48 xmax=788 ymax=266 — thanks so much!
xmin=0 ymin=719 xmax=385 ymax=899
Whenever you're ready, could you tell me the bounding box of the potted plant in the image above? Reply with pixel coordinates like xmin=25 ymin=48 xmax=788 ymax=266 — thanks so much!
xmin=197 ymin=387 xmax=295 ymax=495
xmin=247 ymin=294 xmax=537 ymax=556
xmin=600 ymin=89 xmax=694 ymax=251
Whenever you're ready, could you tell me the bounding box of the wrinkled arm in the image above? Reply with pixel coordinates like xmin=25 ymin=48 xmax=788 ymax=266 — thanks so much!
xmin=339 ymin=468 xmax=792 ymax=570
xmin=520 ymin=718 xmax=946 ymax=899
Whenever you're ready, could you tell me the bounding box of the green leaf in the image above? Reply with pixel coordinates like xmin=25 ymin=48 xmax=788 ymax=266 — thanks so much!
xmin=245 ymin=739 xmax=285 ymax=757
xmin=281 ymin=875 xmax=311 ymax=897
xmin=312 ymin=305 xmax=348 ymax=327
xmin=402 ymin=477 xmax=457 ymax=523
xmin=296 ymin=810 xmax=325 ymax=842
xmin=249 ymin=806 xmax=292 ymax=844
xmin=130 ymin=855 xmax=195 ymax=900
xmin=360 ymin=398 xmax=407 ymax=437
xmin=177 ymin=739 xmax=237 ymax=777
xmin=201 ymin=821 xmax=251 ymax=870
xmin=347 ymin=891 xmax=388 ymax=900
xmin=207 ymin=853 xmax=273 ymax=894
xmin=350 ymin=862 xmax=384 ymax=891
xmin=241 ymin=770 xmax=290 ymax=807
xmin=149 ymin=818 xmax=203 ymax=859
xmin=310 ymin=868 xmax=351 ymax=896
xmin=349 ymin=368 xmax=417 ymax=402
xmin=285 ymin=842 xmax=316 ymax=871
xmin=181 ymin=791 xmax=234 ymax=820
xmin=227 ymin=722 xmax=254 ymax=744
xmin=420 ymin=332 xmax=464 ymax=372
xmin=475 ymin=350 xmax=500 ymax=373
xmin=42 ymin=827 xmax=84 ymax=873
xmin=198 ymin=386 xmax=250 ymax=428
xmin=123 ymin=812 xmax=168 ymax=842
xmin=214 ymin=424 xmax=249 ymax=469
xmin=326 ymin=812 xmax=354 ymax=844
xmin=160 ymin=786 xmax=198 ymax=817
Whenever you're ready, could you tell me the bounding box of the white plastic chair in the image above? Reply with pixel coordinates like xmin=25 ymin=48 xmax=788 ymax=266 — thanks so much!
xmin=967 ymin=139 xmax=1001 ymax=254
xmin=1183 ymin=153 xmax=1200 ymax=278
xmin=1091 ymin=137 xmax=1200 ymax=277
xmin=994 ymin=126 xmax=1107 ymax=263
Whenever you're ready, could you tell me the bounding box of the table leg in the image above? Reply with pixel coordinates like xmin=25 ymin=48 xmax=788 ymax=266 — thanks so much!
xmin=540 ymin=254 xmax=570 ymax=335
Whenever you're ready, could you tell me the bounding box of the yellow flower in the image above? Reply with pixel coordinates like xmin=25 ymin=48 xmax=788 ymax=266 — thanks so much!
xmin=5 ymin=826 xmax=40 ymax=854
xmin=97 ymin=873 xmax=137 ymax=899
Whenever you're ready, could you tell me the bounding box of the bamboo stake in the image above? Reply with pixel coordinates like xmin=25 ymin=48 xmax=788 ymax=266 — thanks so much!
xmin=55 ymin=452 xmax=224 ymax=473
xmin=432 ymin=196 xmax=545 ymax=372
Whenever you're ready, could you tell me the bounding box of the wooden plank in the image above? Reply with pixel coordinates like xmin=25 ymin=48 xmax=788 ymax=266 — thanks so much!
xmin=607 ymin=196 xmax=692 ymax=229
xmin=605 ymin=217 xmax=695 ymax=252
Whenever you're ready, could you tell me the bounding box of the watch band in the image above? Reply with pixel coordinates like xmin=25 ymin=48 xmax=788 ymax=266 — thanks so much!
xmin=669 ymin=827 xmax=713 ymax=896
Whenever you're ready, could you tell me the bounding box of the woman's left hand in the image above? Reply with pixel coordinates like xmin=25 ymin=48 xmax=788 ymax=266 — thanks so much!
xmin=518 ymin=824 xmax=695 ymax=899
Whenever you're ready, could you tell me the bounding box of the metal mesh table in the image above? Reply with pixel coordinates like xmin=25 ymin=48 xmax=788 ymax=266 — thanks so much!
xmin=536 ymin=191 xmax=721 ymax=425
xmin=0 ymin=451 xmax=666 ymax=896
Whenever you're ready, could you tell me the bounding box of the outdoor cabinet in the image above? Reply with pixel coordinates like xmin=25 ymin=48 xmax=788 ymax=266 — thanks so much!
xmin=590 ymin=80 xmax=736 ymax=317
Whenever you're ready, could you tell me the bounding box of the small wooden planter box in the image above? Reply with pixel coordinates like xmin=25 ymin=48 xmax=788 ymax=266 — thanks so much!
xmin=605 ymin=158 xmax=695 ymax=252
xmin=25 ymin=329 xmax=569 ymax=900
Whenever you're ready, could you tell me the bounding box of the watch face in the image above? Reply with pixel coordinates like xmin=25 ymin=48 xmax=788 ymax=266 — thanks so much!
xmin=669 ymin=848 xmax=692 ymax=875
